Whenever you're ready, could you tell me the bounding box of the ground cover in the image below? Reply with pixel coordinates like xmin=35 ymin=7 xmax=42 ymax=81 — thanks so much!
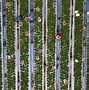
xmin=74 ymin=0 xmax=83 ymax=89
xmin=6 ymin=0 xmax=15 ymax=89
xmin=34 ymin=0 xmax=43 ymax=89
xmin=60 ymin=0 xmax=70 ymax=89
xmin=47 ymin=0 xmax=55 ymax=89
xmin=20 ymin=0 xmax=29 ymax=89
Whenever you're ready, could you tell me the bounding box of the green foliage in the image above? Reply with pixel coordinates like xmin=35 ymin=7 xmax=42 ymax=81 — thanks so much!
xmin=47 ymin=0 xmax=55 ymax=90
xmin=34 ymin=0 xmax=43 ymax=89
xmin=74 ymin=0 xmax=83 ymax=89
xmin=60 ymin=0 xmax=70 ymax=89
xmin=20 ymin=0 xmax=29 ymax=89
xmin=6 ymin=0 xmax=15 ymax=89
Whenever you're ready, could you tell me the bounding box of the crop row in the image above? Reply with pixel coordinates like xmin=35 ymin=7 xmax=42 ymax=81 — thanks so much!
xmin=20 ymin=0 xmax=29 ymax=89
xmin=34 ymin=0 xmax=43 ymax=89
xmin=74 ymin=0 xmax=83 ymax=89
xmin=47 ymin=0 xmax=55 ymax=89
xmin=6 ymin=0 xmax=15 ymax=89
xmin=60 ymin=0 xmax=70 ymax=89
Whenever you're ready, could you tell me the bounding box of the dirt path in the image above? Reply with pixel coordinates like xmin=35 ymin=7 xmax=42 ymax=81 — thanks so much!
xmin=28 ymin=0 xmax=35 ymax=89
xmin=55 ymin=0 xmax=62 ymax=89
xmin=1 ymin=0 xmax=7 ymax=89
xmin=14 ymin=0 xmax=21 ymax=89
xmin=42 ymin=0 xmax=47 ymax=90
xmin=68 ymin=0 xmax=75 ymax=90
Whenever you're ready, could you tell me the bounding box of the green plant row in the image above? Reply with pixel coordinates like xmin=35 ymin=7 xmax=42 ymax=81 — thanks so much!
xmin=6 ymin=0 xmax=15 ymax=89
xmin=60 ymin=0 xmax=70 ymax=89
xmin=34 ymin=0 xmax=43 ymax=90
xmin=20 ymin=0 xmax=29 ymax=89
xmin=47 ymin=0 xmax=55 ymax=90
xmin=74 ymin=0 xmax=83 ymax=90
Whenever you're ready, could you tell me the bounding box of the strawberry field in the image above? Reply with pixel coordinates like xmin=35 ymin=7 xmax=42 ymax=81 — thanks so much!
xmin=0 ymin=0 xmax=88 ymax=90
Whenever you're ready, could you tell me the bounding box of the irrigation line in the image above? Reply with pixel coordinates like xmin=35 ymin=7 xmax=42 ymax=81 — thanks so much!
xmin=28 ymin=0 xmax=34 ymax=89
xmin=14 ymin=0 xmax=21 ymax=89
xmin=1 ymin=0 xmax=7 ymax=89
xmin=42 ymin=0 xmax=47 ymax=89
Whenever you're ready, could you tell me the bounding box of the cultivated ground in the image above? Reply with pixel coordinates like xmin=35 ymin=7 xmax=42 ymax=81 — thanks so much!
xmin=0 ymin=0 xmax=89 ymax=90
